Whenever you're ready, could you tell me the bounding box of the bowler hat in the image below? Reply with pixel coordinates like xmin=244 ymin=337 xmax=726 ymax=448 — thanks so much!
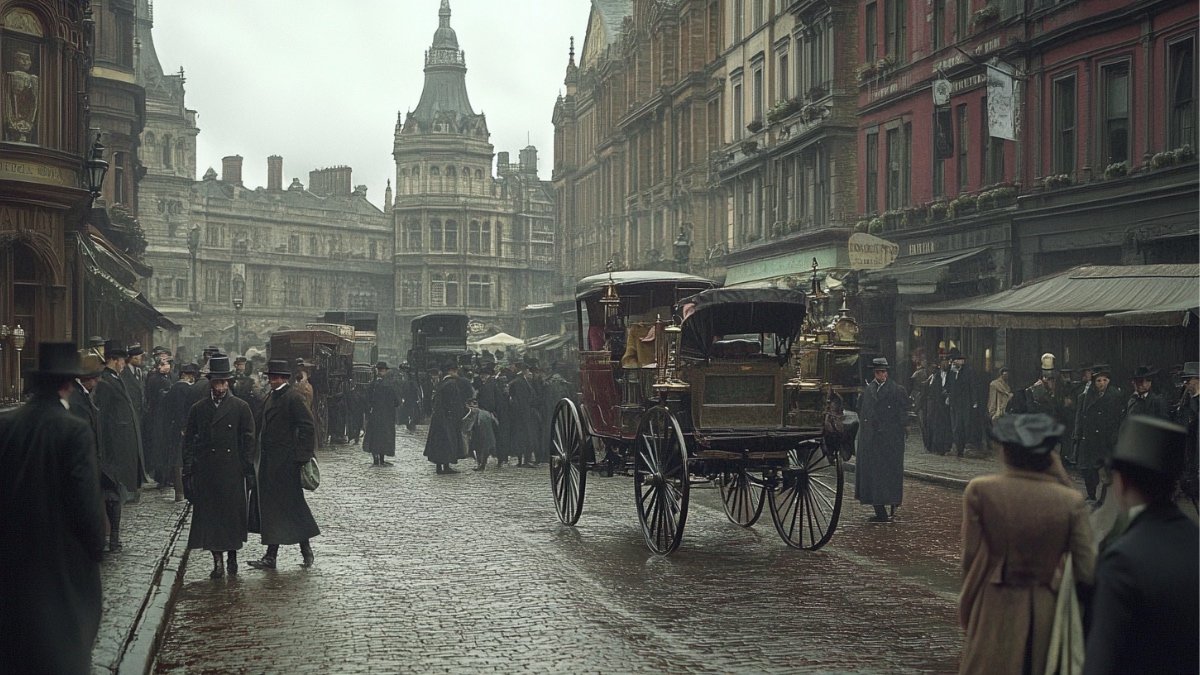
xmin=79 ymin=353 xmax=105 ymax=377
xmin=376 ymin=361 xmax=390 ymax=370
xmin=180 ymin=363 xmax=199 ymax=375
xmin=103 ymin=340 xmax=128 ymax=358
xmin=29 ymin=343 xmax=90 ymax=378
xmin=86 ymin=336 xmax=105 ymax=348
xmin=947 ymin=347 xmax=964 ymax=361
xmin=1091 ymin=364 xmax=1112 ymax=379
xmin=1181 ymin=362 xmax=1199 ymax=380
xmin=871 ymin=357 xmax=890 ymax=371
xmin=205 ymin=354 xmax=235 ymax=380
xmin=1110 ymin=415 xmax=1186 ymax=476
xmin=126 ymin=343 xmax=144 ymax=357
xmin=986 ymin=413 xmax=1064 ymax=454
xmin=266 ymin=359 xmax=292 ymax=377
xmin=1131 ymin=365 xmax=1158 ymax=379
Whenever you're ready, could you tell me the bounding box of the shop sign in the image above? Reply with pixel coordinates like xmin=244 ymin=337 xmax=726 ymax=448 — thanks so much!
xmin=848 ymin=233 xmax=899 ymax=270
xmin=0 ymin=159 xmax=78 ymax=188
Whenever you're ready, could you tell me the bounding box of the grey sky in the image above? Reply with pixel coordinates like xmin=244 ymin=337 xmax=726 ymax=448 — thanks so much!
xmin=151 ymin=0 xmax=590 ymax=209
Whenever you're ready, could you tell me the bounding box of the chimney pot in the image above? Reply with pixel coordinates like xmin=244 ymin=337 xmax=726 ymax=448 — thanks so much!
xmin=267 ymin=155 xmax=283 ymax=191
xmin=221 ymin=155 xmax=244 ymax=186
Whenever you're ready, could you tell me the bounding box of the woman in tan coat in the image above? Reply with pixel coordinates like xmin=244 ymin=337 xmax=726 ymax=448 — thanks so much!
xmin=959 ymin=413 xmax=1096 ymax=675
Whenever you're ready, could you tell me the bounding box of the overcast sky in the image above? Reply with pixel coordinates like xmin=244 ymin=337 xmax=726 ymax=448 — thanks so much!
xmin=151 ymin=0 xmax=591 ymax=209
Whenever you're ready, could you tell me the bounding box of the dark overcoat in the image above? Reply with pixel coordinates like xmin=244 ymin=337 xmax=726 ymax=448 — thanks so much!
xmin=398 ymin=375 xmax=422 ymax=427
xmin=256 ymin=383 xmax=319 ymax=545
xmin=423 ymin=375 xmax=468 ymax=464
xmin=93 ymin=367 xmax=145 ymax=493
xmin=1123 ymin=390 xmax=1169 ymax=423
xmin=0 ymin=395 xmax=107 ymax=675
xmin=946 ymin=365 xmax=980 ymax=448
xmin=855 ymin=377 xmax=908 ymax=506
xmin=1083 ymin=503 xmax=1199 ymax=675
xmin=1076 ymin=385 xmax=1123 ymax=469
xmin=506 ymin=374 xmax=541 ymax=460
xmin=476 ymin=377 xmax=502 ymax=416
xmin=1174 ymin=393 xmax=1198 ymax=501
xmin=161 ymin=379 xmax=203 ymax=468
xmin=363 ymin=376 xmax=401 ymax=457
xmin=925 ymin=370 xmax=954 ymax=455
xmin=143 ymin=370 xmax=173 ymax=479
xmin=68 ymin=382 xmax=122 ymax=498
xmin=184 ymin=392 xmax=256 ymax=552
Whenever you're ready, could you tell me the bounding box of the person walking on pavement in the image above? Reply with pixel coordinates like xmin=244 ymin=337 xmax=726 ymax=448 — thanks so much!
xmin=985 ymin=367 xmax=1012 ymax=456
xmin=182 ymin=354 xmax=257 ymax=579
xmin=248 ymin=359 xmax=319 ymax=569
xmin=1083 ymin=416 xmax=1198 ymax=675
xmin=91 ymin=340 xmax=144 ymax=552
xmin=958 ymin=413 xmax=1095 ymax=675
xmin=363 ymin=361 xmax=401 ymax=467
xmin=1172 ymin=362 xmax=1199 ymax=506
xmin=1122 ymin=365 xmax=1169 ymax=426
xmin=424 ymin=362 xmax=470 ymax=474
xmin=144 ymin=355 xmax=175 ymax=487
xmin=856 ymin=358 xmax=908 ymax=522
xmin=507 ymin=360 xmax=542 ymax=467
xmin=397 ymin=367 xmax=422 ymax=431
xmin=945 ymin=348 xmax=980 ymax=457
xmin=0 ymin=343 xmax=108 ymax=675
xmin=925 ymin=355 xmax=954 ymax=456
xmin=910 ymin=351 xmax=933 ymax=453
xmin=1076 ymin=365 xmax=1124 ymax=503
xmin=162 ymin=363 xmax=204 ymax=502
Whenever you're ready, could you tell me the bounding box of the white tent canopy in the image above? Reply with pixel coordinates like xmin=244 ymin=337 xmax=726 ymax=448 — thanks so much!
xmin=468 ymin=332 xmax=524 ymax=352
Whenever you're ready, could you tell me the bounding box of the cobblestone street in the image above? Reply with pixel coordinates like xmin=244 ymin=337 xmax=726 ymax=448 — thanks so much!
xmin=154 ymin=426 xmax=966 ymax=674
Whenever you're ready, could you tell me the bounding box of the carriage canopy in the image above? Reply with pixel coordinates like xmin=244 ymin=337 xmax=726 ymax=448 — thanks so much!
xmin=677 ymin=287 xmax=807 ymax=360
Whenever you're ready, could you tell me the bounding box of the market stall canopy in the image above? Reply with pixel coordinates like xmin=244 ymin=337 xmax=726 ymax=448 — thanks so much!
xmin=469 ymin=332 xmax=524 ymax=350
xmin=910 ymin=264 xmax=1199 ymax=329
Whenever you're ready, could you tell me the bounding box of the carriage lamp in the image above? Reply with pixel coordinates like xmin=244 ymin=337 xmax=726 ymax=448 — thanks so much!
xmin=84 ymin=133 xmax=109 ymax=198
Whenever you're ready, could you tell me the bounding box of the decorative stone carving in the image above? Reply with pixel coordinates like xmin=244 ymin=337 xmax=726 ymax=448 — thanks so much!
xmin=4 ymin=42 xmax=40 ymax=143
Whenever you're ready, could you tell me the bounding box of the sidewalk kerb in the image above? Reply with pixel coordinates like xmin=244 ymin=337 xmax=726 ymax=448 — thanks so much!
xmin=116 ymin=503 xmax=191 ymax=675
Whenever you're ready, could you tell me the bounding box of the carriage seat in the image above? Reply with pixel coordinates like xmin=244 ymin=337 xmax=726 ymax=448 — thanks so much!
xmin=621 ymin=322 xmax=662 ymax=368
xmin=711 ymin=339 xmax=763 ymax=359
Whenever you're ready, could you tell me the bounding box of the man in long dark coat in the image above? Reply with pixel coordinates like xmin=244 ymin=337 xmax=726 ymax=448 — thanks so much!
xmin=144 ymin=356 xmax=174 ymax=487
xmin=183 ymin=355 xmax=256 ymax=579
xmin=364 ymin=361 xmax=401 ymax=466
xmin=925 ymin=357 xmax=954 ymax=456
xmin=507 ymin=361 xmax=542 ymax=467
xmin=0 ymin=343 xmax=107 ymax=675
xmin=398 ymin=368 xmax=423 ymax=430
xmin=1123 ymin=365 xmax=1170 ymax=426
xmin=424 ymin=362 xmax=469 ymax=474
xmin=91 ymin=340 xmax=143 ymax=552
xmin=1173 ymin=362 xmax=1199 ymax=505
xmin=945 ymin=347 xmax=980 ymax=457
xmin=248 ymin=359 xmax=319 ymax=569
xmin=1076 ymin=366 xmax=1124 ymax=502
xmin=1083 ymin=416 xmax=1198 ymax=675
xmin=162 ymin=363 xmax=204 ymax=502
xmin=856 ymin=357 xmax=909 ymax=522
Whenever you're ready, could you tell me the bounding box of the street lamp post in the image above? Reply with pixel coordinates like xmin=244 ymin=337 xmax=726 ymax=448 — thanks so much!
xmin=673 ymin=228 xmax=692 ymax=274
xmin=232 ymin=274 xmax=245 ymax=356
xmin=187 ymin=225 xmax=201 ymax=312
xmin=12 ymin=325 xmax=26 ymax=400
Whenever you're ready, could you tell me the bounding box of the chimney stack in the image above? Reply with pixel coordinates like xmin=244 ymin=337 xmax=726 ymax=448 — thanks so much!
xmin=267 ymin=155 xmax=283 ymax=191
xmin=221 ymin=155 xmax=243 ymax=186
xmin=519 ymin=146 xmax=539 ymax=177
xmin=308 ymin=166 xmax=353 ymax=198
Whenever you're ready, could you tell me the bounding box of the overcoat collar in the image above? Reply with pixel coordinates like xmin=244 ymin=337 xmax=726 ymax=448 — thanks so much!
xmin=209 ymin=393 xmax=236 ymax=426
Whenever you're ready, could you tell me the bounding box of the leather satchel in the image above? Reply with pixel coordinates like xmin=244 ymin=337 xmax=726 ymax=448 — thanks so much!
xmin=300 ymin=457 xmax=321 ymax=491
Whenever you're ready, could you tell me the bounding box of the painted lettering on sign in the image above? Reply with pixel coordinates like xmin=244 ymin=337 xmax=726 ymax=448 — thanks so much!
xmin=0 ymin=159 xmax=77 ymax=188
xmin=907 ymin=241 xmax=936 ymax=256
xmin=848 ymin=232 xmax=900 ymax=270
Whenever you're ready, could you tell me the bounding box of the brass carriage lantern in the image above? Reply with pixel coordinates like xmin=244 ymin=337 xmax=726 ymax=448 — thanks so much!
xmin=600 ymin=261 xmax=621 ymax=328
xmin=12 ymin=325 xmax=26 ymax=398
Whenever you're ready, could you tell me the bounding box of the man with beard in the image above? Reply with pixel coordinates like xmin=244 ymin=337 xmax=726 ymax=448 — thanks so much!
xmin=363 ymin=361 xmax=401 ymax=467
xmin=183 ymin=354 xmax=256 ymax=579
xmin=1076 ymin=365 xmax=1124 ymax=503
xmin=423 ymin=362 xmax=470 ymax=474
xmin=0 ymin=343 xmax=107 ymax=675
xmin=91 ymin=340 xmax=144 ymax=552
xmin=162 ymin=363 xmax=205 ymax=502
xmin=248 ymin=359 xmax=319 ymax=569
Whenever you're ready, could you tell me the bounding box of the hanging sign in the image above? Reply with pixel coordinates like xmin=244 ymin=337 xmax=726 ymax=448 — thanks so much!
xmin=987 ymin=61 xmax=1016 ymax=141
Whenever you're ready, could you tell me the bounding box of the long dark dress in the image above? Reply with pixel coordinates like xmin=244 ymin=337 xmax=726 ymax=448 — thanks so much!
xmin=855 ymin=377 xmax=908 ymax=506
xmin=424 ymin=376 xmax=468 ymax=465
xmin=363 ymin=376 xmax=401 ymax=457
xmin=183 ymin=393 xmax=256 ymax=552
xmin=256 ymin=383 xmax=320 ymax=545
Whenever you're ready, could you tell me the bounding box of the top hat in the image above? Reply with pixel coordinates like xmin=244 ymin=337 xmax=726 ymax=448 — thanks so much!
xmin=375 ymin=361 xmax=390 ymax=370
xmin=946 ymin=347 xmax=964 ymax=361
xmin=1131 ymin=365 xmax=1158 ymax=380
xmin=86 ymin=336 xmax=105 ymax=348
xmin=1181 ymin=362 xmax=1199 ymax=379
xmin=266 ymin=359 xmax=292 ymax=377
xmin=180 ymin=363 xmax=199 ymax=375
xmin=986 ymin=413 xmax=1064 ymax=454
xmin=205 ymin=354 xmax=236 ymax=380
xmin=1039 ymin=353 xmax=1056 ymax=371
xmin=29 ymin=343 xmax=90 ymax=378
xmin=1110 ymin=415 xmax=1187 ymax=476
xmin=1091 ymin=364 xmax=1112 ymax=379
xmin=126 ymin=343 xmax=144 ymax=357
xmin=103 ymin=340 xmax=128 ymax=359
xmin=871 ymin=357 xmax=891 ymax=371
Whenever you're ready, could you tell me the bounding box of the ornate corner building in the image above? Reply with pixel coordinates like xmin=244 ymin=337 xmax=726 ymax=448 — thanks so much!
xmin=392 ymin=0 xmax=556 ymax=352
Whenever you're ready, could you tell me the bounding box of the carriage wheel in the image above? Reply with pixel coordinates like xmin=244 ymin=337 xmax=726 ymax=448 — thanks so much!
xmin=767 ymin=440 xmax=843 ymax=550
xmin=718 ymin=467 xmax=765 ymax=527
xmin=549 ymin=399 xmax=587 ymax=526
xmin=634 ymin=407 xmax=690 ymax=555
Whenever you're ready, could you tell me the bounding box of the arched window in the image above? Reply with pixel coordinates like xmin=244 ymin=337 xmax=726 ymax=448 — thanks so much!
xmin=468 ymin=274 xmax=491 ymax=307
xmin=405 ymin=219 xmax=422 ymax=250
xmin=413 ymin=165 xmax=421 ymax=177
xmin=445 ymin=273 xmax=459 ymax=306
xmin=468 ymin=220 xmax=481 ymax=253
xmin=1 ymin=11 xmax=44 ymax=145
xmin=444 ymin=219 xmax=459 ymax=252
xmin=429 ymin=219 xmax=443 ymax=251
xmin=430 ymin=166 xmax=440 ymax=176
xmin=162 ymin=134 xmax=173 ymax=168
xmin=144 ymin=132 xmax=156 ymax=158
xmin=446 ymin=166 xmax=456 ymax=178
xmin=401 ymin=168 xmax=409 ymax=177
xmin=462 ymin=167 xmax=471 ymax=180
xmin=475 ymin=169 xmax=483 ymax=180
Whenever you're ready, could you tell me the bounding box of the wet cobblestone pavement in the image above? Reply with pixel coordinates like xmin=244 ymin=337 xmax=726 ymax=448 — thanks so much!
xmin=155 ymin=426 xmax=966 ymax=674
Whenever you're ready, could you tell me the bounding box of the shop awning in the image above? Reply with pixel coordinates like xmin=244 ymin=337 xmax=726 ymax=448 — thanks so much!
xmin=78 ymin=229 xmax=180 ymax=331
xmin=860 ymin=248 xmax=990 ymax=294
xmin=910 ymin=264 xmax=1199 ymax=329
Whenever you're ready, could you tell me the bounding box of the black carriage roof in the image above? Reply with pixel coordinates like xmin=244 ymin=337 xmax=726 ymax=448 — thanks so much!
xmin=677 ymin=287 xmax=807 ymax=351
xmin=575 ymin=271 xmax=717 ymax=300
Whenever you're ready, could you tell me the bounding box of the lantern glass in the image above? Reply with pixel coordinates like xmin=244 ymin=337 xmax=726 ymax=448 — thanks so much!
xmin=12 ymin=325 xmax=26 ymax=351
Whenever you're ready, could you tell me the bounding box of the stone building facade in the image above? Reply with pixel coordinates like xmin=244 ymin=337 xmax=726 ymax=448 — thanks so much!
xmin=392 ymin=0 xmax=556 ymax=353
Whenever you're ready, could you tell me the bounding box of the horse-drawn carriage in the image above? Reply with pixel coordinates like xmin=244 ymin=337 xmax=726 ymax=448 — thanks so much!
xmin=548 ymin=269 xmax=863 ymax=554
xmin=269 ymin=327 xmax=355 ymax=446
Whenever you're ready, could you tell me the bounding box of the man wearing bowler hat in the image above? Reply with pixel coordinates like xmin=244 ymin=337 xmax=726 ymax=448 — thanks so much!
xmin=1122 ymin=365 xmax=1169 ymax=426
xmin=856 ymin=357 xmax=909 ymax=522
xmin=183 ymin=354 xmax=256 ymax=579
xmin=1083 ymin=416 xmax=1198 ymax=675
xmin=91 ymin=340 xmax=144 ymax=551
xmin=248 ymin=358 xmax=319 ymax=569
xmin=0 ymin=343 xmax=107 ymax=674
xmin=363 ymin=361 xmax=401 ymax=467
